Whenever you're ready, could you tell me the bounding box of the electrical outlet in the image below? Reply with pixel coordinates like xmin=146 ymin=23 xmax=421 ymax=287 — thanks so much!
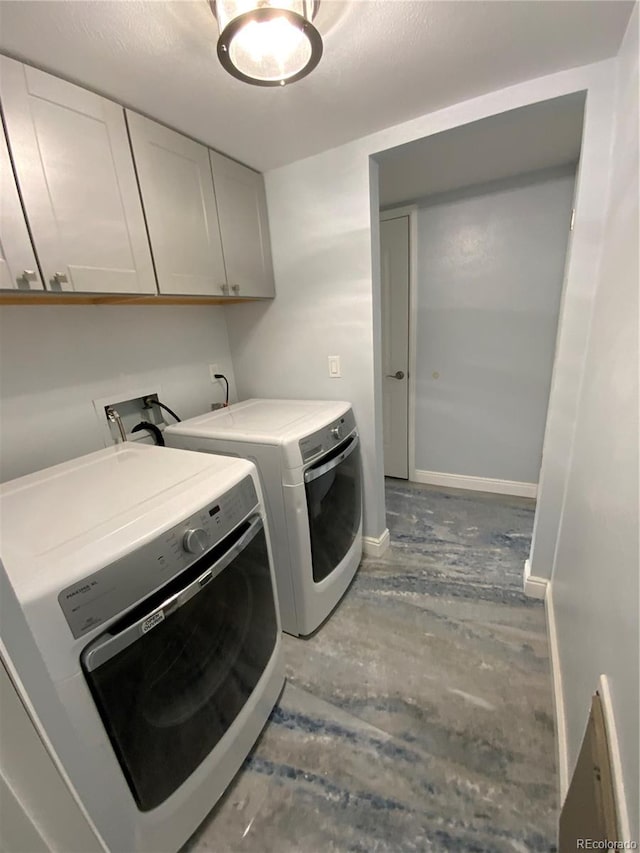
xmin=209 ymin=364 xmax=220 ymax=383
xmin=328 ymin=355 xmax=341 ymax=378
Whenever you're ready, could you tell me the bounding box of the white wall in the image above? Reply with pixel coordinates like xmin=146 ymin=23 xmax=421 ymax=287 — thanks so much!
xmin=225 ymin=150 xmax=386 ymax=538
xmin=226 ymin=60 xmax=616 ymax=540
xmin=529 ymin=74 xmax=618 ymax=581
xmin=549 ymin=5 xmax=639 ymax=837
xmin=1 ymin=562 xmax=110 ymax=852
xmin=413 ymin=167 xmax=575 ymax=485
xmin=0 ymin=658 xmax=104 ymax=853
xmin=0 ymin=305 xmax=235 ymax=482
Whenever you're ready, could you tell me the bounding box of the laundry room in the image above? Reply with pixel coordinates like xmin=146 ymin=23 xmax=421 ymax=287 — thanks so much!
xmin=0 ymin=2 xmax=638 ymax=852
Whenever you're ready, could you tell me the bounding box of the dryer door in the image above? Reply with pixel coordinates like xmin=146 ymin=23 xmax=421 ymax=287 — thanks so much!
xmin=304 ymin=432 xmax=362 ymax=583
xmin=81 ymin=515 xmax=277 ymax=811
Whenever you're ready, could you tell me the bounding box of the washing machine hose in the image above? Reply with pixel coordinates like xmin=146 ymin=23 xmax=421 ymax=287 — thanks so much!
xmin=131 ymin=422 xmax=165 ymax=446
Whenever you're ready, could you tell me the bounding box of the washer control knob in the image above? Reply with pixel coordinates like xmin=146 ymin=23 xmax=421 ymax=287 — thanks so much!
xmin=331 ymin=425 xmax=343 ymax=440
xmin=183 ymin=528 xmax=210 ymax=555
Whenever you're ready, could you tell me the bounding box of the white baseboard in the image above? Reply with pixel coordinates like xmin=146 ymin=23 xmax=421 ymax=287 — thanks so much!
xmin=363 ymin=528 xmax=390 ymax=558
xmin=412 ymin=469 xmax=538 ymax=499
xmin=523 ymin=558 xmax=548 ymax=599
xmin=546 ymin=584 xmax=569 ymax=804
xmin=597 ymin=674 xmax=631 ymax=842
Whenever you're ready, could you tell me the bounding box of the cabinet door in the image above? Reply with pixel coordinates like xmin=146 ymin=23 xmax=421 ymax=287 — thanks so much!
xmin=0 ymin=58 xmax=156 ymax=294
xmin=127 ymin=112 xmax=227 ymax=297
xmin=0 ymin=125 xmax=44 ymax=291
xmin=209 ymin=152 xmax=275 ymax=298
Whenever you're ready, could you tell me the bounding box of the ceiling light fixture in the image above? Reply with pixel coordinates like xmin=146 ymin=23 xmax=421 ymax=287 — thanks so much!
xmin=211 ymin=1 xmax=322 ymax=87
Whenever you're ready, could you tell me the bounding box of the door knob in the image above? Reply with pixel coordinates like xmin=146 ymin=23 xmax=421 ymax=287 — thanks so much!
xmin=386 ymin=370 xmax=405 ymax=380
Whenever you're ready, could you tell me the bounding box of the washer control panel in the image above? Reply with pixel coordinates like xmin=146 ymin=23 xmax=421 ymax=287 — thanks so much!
xmin=59 ymin=475 xmax=258 ymax=639
xmin=299 ymin=408 xmax=356 ymax=463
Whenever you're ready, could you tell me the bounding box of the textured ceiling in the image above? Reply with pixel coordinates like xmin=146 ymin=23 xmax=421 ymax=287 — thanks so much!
xmin=378 ymin=92 xmax=586 ymax=206
xmin=0 ymin=1 xmax=633 ymax=172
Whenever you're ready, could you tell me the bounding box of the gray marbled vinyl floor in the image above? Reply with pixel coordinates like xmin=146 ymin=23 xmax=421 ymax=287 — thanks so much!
xmin=183 ymin=480 xmax=557 ymax=852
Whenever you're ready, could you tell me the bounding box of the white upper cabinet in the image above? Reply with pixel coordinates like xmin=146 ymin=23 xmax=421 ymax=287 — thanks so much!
xmin=0 ymin=57 xmax=156 ymax=294
xmin=126 ymin=112 xmax=227 ymax=297
xmin=209 ymin=152 xmax=275 ymax=298
xmin=0 ymin=125 xmax=43 ymax=291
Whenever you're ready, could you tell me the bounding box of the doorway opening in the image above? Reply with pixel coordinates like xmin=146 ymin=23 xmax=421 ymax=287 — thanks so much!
xmin=374 ymin=92 xmax=585 ymax=498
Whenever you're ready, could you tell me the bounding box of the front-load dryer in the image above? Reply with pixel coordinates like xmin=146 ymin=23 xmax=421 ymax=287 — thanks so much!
xmin=0 ymin=444 xmax=284 ymax=853
xmin=165 ymin=399 xmax=363 ymax=636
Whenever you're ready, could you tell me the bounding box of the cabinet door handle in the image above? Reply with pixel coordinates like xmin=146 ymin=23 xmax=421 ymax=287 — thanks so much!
xmin=220 ymin=283 xmax=229 ymax=295
xmin=231 ymin=284 xmax=240 ymax=294
xmin=386 ymin=370 xmax=405 ymax=380
xmin=53 ymin=272 xmax=68 ymax=284
xmin=22 ymin=270 xmax=38 ymax=282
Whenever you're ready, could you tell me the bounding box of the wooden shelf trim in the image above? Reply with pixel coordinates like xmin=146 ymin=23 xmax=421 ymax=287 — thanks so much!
xmin=0 ymin=293 xmax=269 ymax=306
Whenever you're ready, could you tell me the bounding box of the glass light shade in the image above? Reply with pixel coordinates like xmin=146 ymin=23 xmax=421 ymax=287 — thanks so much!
xmin=212 ymin=0 xmax=322 ymax=86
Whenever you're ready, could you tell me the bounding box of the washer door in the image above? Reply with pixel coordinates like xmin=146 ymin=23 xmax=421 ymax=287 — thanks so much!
xmin=304 ymin=433 xmax=362 ymax=583
xmin=81 ymin=516 xmax=277 ymax=811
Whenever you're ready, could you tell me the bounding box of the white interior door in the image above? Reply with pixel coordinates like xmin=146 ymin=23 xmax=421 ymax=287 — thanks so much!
xmin=0 ymin=57 xmax=156 ymax=294
xmin=380 ymin=215 xmax=410 ymax=479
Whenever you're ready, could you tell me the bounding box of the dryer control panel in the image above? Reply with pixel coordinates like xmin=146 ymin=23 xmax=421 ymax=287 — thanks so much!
xmin=299 ymin=408 xmax=356 ymax=463
xmin=58 ymin=475 xmax=258 ymax=639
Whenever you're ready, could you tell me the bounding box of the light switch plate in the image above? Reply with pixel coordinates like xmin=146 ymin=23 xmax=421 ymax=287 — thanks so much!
xmin=328 ymin=355 xmax=341 ymax=378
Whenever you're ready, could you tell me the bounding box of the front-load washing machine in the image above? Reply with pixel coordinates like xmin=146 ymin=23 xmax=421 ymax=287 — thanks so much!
xmin=165 ymin=399 xmax=363 ymax=636
xmin=0 ymin=443 xmax=284 ymax=853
